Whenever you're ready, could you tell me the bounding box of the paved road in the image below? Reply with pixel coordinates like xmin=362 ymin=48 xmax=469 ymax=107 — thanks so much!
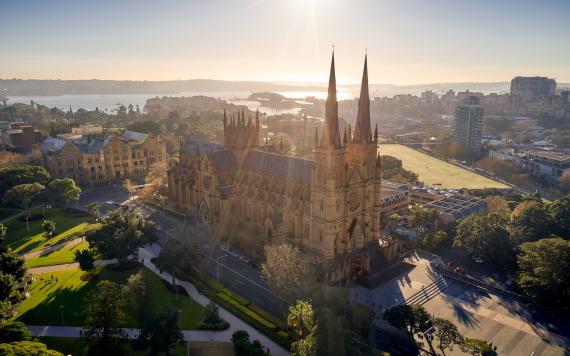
xmin=134 ymin=201 xmax=282 ymax=317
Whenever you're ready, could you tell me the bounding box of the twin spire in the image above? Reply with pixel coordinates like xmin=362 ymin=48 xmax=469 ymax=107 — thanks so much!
xmin=317 ymin=51 xmax=376 ymax=149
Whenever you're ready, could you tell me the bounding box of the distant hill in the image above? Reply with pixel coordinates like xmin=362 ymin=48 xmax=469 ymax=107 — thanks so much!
xmin=1 ymin=78 xmax=568 ymax=97
xmin=0 ymin=79 xmax=326 ymax=96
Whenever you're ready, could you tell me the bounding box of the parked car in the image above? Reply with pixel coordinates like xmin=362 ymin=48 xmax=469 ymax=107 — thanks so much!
xmin=471 ymin=255 xmax=484 ymax=263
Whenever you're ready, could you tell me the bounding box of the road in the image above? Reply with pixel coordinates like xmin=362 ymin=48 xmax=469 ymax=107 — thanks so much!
xmin=136 ymin=203 xmax=282 ymax=317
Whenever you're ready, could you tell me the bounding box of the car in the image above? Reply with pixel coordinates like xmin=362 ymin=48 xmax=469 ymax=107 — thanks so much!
xmin=154 ymin=225 xmax=162 ymax=231
xmin=105 ymin=200 xmax=115 ymax=205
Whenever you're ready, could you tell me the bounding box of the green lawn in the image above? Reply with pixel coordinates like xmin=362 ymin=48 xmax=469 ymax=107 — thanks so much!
xmin=15 ymin=266 xmax=205 ymax=329
xmin=0 ymin=208 xmax=21 ymax=221
xmin=379 ymin=144 xmax=510 ymax=189
xmin=38 ymin=336 xmax=190 ymax=356
xmin=1 ymin=208 xmax=98 ymax=254
xmin=25 ymin=240 xmax=90 ymax=268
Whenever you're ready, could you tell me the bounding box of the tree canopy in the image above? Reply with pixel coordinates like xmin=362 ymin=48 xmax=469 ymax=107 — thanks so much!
xmin=0 ymin=165 xmax=51 ymax=199
xmin=517 ymin=237 xmax=570 ymax=305
xmin=86 ymin=210 xmax=157 ymax=264
xmin=2 ymin=183 xmax=45 ymax=217
xmin=46 ymin=178 xmax=81 ymax=208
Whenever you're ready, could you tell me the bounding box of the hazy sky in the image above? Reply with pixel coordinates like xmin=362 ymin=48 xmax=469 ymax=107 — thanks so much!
xmin=1 ymin=0 xmax=569 ymax=84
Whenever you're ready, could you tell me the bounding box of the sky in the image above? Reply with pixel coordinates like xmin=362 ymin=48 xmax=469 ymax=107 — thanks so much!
xmin=1 ymin=0 xmax=569 ymax=85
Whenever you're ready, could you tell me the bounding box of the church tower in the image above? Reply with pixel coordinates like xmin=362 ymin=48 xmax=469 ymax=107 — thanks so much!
xmin=223 ymin=109 xmax=260 ymax=162
xmin=310 ymin=52 xmax=348 ymax=260
xmin=346 ymin=54 xmax=382 ymax=255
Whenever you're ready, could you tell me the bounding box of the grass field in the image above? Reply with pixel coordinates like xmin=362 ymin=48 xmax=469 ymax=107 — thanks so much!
xmin=1 ymin=208 xmax=98 ymax=254
xmin=0 ymin=208 xmax=21 ymax=221
xmin=25 ymin=240 xmax=90 ymax=268
xmin=15 ymin=266 xmax=205 ymax=329
xmin=379 ymin=144 xmax=510 ymax=189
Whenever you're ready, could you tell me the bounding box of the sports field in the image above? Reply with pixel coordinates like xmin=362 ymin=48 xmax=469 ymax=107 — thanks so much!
xmin=379 ymin=144 xmax=510 ymax=189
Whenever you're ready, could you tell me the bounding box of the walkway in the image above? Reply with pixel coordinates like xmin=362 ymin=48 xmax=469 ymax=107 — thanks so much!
xmin=28 ymin=325 xmax=241 ymax=343
xmin=27 ymin=259 xmax=116 ymax=274
xmin=23 ymin=237 xmax=84 ymax=260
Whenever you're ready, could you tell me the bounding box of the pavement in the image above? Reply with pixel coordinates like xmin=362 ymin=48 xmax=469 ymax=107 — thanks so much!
xmin=27 ymin=259 xmax=117 ymax=274
xmin=28 ymin=325 xmax=261 ymax=343
xmin=23 ymin=237 xmax=84 ymax=260
xmin=350 ymin=252 xmax=570 ymax=356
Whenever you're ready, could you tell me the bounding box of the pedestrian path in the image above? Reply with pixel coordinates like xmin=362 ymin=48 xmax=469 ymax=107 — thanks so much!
xmin=139 ymin=244 xmax=288 ymax=356
xmin=27 ymin=259 xmax=116 ymax=274
xmin=22 ymin=237 xmax=84 ymax=260
xmin=28 ymin=325 xmax=237 ymax=343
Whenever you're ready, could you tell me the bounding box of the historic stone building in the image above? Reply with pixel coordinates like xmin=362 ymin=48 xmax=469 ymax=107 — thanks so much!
xmin=35 ymin=130 xmax=166 ymax=185
xmin=168 ymin=54 xmax=382 ymax=281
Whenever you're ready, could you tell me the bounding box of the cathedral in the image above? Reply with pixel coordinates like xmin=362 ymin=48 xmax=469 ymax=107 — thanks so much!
xmin=167 ymin=53 xmax=382 ymax=282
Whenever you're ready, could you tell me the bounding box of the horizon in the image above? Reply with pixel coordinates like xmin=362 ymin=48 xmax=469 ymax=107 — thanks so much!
xmin=1 ymin=0 xmax=569 ymax=84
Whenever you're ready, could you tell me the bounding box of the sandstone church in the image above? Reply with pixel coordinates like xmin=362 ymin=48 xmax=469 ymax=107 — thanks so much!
xmin=167 ymin=53 xmax=383 ymax=282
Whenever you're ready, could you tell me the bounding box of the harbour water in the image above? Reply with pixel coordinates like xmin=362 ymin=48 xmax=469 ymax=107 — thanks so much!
xmin=6 ymin=88 xmax=353 ymax=115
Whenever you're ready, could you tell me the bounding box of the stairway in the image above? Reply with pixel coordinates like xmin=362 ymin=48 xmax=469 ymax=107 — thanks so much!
xmin=402 ymin=275 xmax=450 ymax=306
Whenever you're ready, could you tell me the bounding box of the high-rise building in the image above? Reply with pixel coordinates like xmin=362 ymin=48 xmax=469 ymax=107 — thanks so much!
xmin=453 ymin=96 xmax=484 ymax=153
xmin=510 ymin=76 xmax=556 ymax=100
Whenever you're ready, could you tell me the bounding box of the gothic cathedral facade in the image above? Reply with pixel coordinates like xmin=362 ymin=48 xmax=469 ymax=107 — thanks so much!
xmin=167 ymin=53 xmax=382 ymax=282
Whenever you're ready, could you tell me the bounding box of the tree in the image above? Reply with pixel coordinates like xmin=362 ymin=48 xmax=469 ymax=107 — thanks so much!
xmin=74 ymin=249 xmax=96 ymax=272
xmin=559 ymin=171 xmax=570 ymax=194
xmin=409 ymin=206 xmax=439 ymax=231
xmin=0 ymin=165 xmax=51 ymax=198
xmin=86 ymin=210 xmax=157 ymax=265
xmin=517 ymin=237 xmax=570 ymax=305
xmin=380 ymin=155 xmax=418 ymax=183
xmin=0 ymin=321 xmax=32 ymax=343
xmin=0 ymin=272 xmax=19 ymax=320
xmin=154 ymin=238 xmax=197 ymax=279
xmin=199 ymin=302 xmax=229 ymax=330
xmin=418 ymin=230 xmax=448 ymax=251
xmin=231 ymin=330 xmax=270 ymax=356
xmin=123 ymin=179 xmax=136 ymax=198
xmin=485 ymin=196 xmax=510 ymax=217
xmin=0 ymin=341 xmax=63 ymax=355
xmin=122 ymin=271 xmax=150 ymax=330
xmin=0 ymin=152 xmax=29 ymax=170
xmin=0 ymin=224 xmax=6 ymax=245
xmin=288 ymin=300 xmax=317 ymax=356
xmin=87 ymin=202 xmax=101 ymax=222
xmin=0 ymin=249 xmax=26 ymax=282
xmin=510 ymin=200 xmax=553 ymax=244
xmin=42 ymin=219 xmax=56 ymax=237
xmin=349 ymin=303 xmax=375 ymax=339
xmin=2 ymin=183 xmax=45 ymax=217
xmin=315 ymin=307 xmax=346 ymax=356
xmin=454 ymin=213 xmax=515 ymax=268
xmin=81 ymin=280 xmax=127 ymax=355
xmin=262 ymin=243 xmax=312 ymax=315
xmin=140 ymin=304 xmax=183 ymax=356
xmin=549 ymin=194 xmax=570 ymax=238
xmin=432 ymin=317 xmax=463 ymax=355
xmin=382 ymin=304 xmax=430 ymax=337
xmin=46 ymin=178 xmax=81 ymax=208
xmin=460 ymin=338 xmax=497 ymax=356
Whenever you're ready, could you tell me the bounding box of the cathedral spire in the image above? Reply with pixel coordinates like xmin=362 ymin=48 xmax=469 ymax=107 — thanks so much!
xmin=223 ymin=109 xmax=227 ymax=128
xmin=352 ymin=53 xmax=371 ymax=144
xmin=320 ymin=51 xmax=342 ymax=148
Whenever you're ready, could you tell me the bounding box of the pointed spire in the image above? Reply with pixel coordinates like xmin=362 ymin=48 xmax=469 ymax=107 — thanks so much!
xmin=348 ymin=123 xmax=352 ymax=142
xmin=353 ymin=53 xmax=371 ymax=144
xmin=255 ymin=109 xmax=260 ymax=128
xmin=320 ymin=51 xmax=342 ymax=148
xmin=314 ymin=127 xmax=319 ymax=148
xmin=374 ymin=123 xmax=378 ymax=143
xmin=343 ymin=127 xmax=348 ymax=146
xmin=223 ymin=109 xmax=227 ymax=128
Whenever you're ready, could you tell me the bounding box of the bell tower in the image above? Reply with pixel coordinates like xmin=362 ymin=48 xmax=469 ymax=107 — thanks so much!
xmin=346 ymin=54 xmax=382 ymax=251
xmin=310 ymin=52 xmax=348 ymax=260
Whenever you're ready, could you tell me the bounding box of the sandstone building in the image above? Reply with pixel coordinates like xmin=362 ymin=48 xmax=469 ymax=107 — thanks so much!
xmin=168 ymin=54 xmax=383 ymax=282
xmin=35 ymin=130 xmax=166 ymax=185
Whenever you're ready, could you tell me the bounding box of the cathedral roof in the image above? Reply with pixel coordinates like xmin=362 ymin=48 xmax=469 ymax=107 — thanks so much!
xmin=244 ymin=151 xmax=313 ymax=183
xmin=182 ymin=140 xmax=224 ymax=154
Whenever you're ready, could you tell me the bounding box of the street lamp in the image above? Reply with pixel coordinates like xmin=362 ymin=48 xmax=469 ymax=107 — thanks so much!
xmin=25 ymin=217 xmax=29 ymax=231
xmin=178 ymin=309 xmax=182 ymax=328
xmin=59 ymin=305 xmax=65 ymax=325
